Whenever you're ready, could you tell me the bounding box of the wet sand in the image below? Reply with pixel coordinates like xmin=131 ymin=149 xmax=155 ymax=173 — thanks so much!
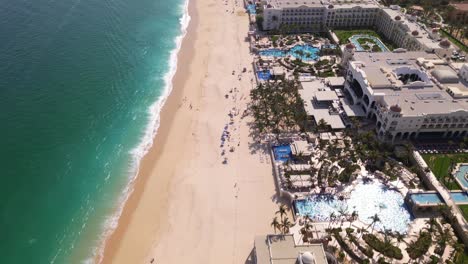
xmin=100 ymin=0 xmax=279 ymax=262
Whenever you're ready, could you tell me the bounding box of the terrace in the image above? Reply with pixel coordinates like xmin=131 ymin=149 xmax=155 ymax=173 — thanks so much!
xmin=263 ymin=127 xmax=467 ymax=263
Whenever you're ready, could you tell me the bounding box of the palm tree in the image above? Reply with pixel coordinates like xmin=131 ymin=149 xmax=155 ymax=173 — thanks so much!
xmin=328 ymin=212 xmax=336 ymax=229
xmin=317 ymin=118 xmax=329 ymax=132
xmin=281 ymin=217 xmax=293 ymax=234
xmin=382 ymin=230 xmax=395 ymax=253
xmin=437 ymin=227 xmax=453 ymax=250
xmin=350 ymin=211 xmax=358 ymax=228
xmin=368 ymin=214 xmax=381 ymax=233
xmin=271 ymin=217 xmax=280 ymax=234
xmin=337 ymin=206 xmax=348 ymax=228
xmin=276 ymin=204 xmax=288 ymax=221
xmin=452 ymin=242 xmax=465 ymax=262
xmin=358 ymin=227 xmax=367 ymax=239
xmin=395 ymin=232 xmax=405 ymax=247
xmin=425 ymin=217 xmax=437 ymax=233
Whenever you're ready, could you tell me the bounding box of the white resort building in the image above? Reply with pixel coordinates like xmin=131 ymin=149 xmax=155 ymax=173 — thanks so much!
xmin=343 ymin=47 xmax=468 ymax=141
xmin=254 ymin=234 xmax=329 ymax=264
xmin=260 ymin=0 xmax=454 ymax=55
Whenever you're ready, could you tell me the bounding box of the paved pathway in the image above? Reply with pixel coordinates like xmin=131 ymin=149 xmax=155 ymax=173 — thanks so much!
xmin=413 ymin=151 xmax=468 ymax=244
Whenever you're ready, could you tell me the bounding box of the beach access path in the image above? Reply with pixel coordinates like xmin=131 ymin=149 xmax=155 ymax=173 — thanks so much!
xmin=100 ymin=0 xmax=279 ymax=263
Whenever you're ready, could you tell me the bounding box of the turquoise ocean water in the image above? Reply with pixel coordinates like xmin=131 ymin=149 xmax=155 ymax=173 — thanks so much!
xmin=0 ymin=0 xmax=188 ymax=262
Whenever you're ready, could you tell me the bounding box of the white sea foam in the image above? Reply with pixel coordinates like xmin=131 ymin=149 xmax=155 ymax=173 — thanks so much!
xmin=87 ymin=0 xmax=191 ymax=262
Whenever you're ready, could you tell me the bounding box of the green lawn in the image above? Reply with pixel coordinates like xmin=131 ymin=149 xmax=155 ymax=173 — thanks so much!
xmin=459 ymin=205 xmax=468 ymax=222
xmin=423 ymin=153 xmax=468 ymax=261
xmin=421 ymin=153 xmax=468 ymax=190
xmin=333 ymin=29 xmax=396 ymax=50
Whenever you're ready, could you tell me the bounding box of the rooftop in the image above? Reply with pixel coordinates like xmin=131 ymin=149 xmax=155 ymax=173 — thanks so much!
xmin=254 ymin=234 xmax=328 ymax=264
xmin=340 ymin=98 xmax=366 ymax=117
xmin=450 ymin=2 xmax=468 ymax=11
xmin=351 ymin=51 xmax=468 ymax=116
xmin=290 ymin=140 xmax=314 ymax=156
xmin=299 ymin=80 xmax=346 ymax=129
xmin=265 ymin=0 xmax=323 ymax=8
xmin=409 ymin=5 xmax=424 ymax=11
xmin=325 ymin=76 xmax=345 ymax=87
xmin=381 ymin=8 xmax=450 ymax=50
xmin=264 ymin=0 xmax=379 ymax=9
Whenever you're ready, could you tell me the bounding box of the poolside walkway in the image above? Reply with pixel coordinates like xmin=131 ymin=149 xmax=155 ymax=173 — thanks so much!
xmin=413 ymin=151 xmax=468 ymax=245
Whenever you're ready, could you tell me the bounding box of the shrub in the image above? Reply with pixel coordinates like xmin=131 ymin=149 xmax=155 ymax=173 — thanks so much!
xmin=429 ymin=255 xmax=439 ymax=264
xmin=363 ymin=234 xmax=403 ymax=260
xmin=256 ymin=15 xmax=264 ymax=30
xmin=338 ymin=252 xmax=346 ymax=262
xmin=406 ymin=232 xmax=432 ymax=259
xmin=349 ymin=233 xmax=374 ymax=258
xmin=271 ymin=35 xmax=279 ymax=43
xmin=377 ymin=257 xmax=390 ymax=264
xmin=331 ymin=230 xmax=367 ymax=264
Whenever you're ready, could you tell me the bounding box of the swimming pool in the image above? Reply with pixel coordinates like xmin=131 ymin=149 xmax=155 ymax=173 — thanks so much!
xmin=247 ymin=4 xmax=256 ymax=14
xmin=349 ymin=35 xmax=390 ymax=52
xmin=450 ymin=191 xmax=468 ymax=204
xmin=273 ymin=145 xmax=292 ymax=162
xmin=321 ymin=44 xmax=337 ymax=49
xmin=454 ymin=164 xmax=468 ymax=189
xmin=410 ymin=193 xmax=444 ymax=204
xmin=259 ymin=45 xmax=320 ymax=61
xmin=257 ymin=70 xmax=271 ymax=80
xmin=295 ymin=180 xmax=412 ymax=233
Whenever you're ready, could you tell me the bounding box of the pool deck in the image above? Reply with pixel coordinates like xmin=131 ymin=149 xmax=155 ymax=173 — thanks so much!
xmin=407 ymin=190 xmax=468 ymax=206
xmin=453 ymin=163 xmax=468 ymax=192
xmin=413 ymin=151 xmax=468 ymax=246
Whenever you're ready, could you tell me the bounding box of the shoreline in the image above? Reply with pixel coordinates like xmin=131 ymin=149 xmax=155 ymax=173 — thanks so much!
xmin=100 ymin=0 xmax=279 ymax=262
xmin=99 ymin=0 xmax=199 ymax=262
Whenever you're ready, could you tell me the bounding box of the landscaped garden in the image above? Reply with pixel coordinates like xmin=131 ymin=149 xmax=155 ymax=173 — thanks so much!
xmin=421 ymin=153 xmax=468 ymax=190
xmin=356 ymin=37 xmax=384 ymax=52
xmin=334 ymin=29 xmax=397 ymax=50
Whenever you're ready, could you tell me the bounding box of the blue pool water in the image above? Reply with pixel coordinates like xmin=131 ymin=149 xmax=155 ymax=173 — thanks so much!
xmin=349 ymin=35 xmax=390 ymax=52
xmin=454 ymin=165 xmax=468 ymax=189
xmin=247 ymin=4 xmax=256 ymax=14
xmin=273 ymin=145 xmax=292 ymax=162
xmin=410 ymin=191 xmax=468 ymax=205
xmin=259 ymin=49 xmax=285 ymax=58
xmin=257 ymin=70 xmax=271 ymax=80
xmin=259 ymin=45 xmax=320 ymax=61
xmin=321 ymin=44 xmax=337 ymax=49
xmin=295 ymin=180 xmax=412 ymax=233
xmin=450 ymin=192 xmax=468 ymax=204
xmin=410 ymin=193 xmax=444 ymax=204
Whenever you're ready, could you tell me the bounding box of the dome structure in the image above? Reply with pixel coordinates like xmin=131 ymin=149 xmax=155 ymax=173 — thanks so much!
xmin=439 ymin=39 xmax=450 ymax=48
xmin=328 ymin=4 xmax=334 ymax=8
xmin=432 ymin=28 xmax=439 ymax=33
xmin=432 ymin=69 xmax=459 ymax=84
xmin=345 ymin=43 xmax=355 ymax=50
xmin=390 ymin=104 xmax=402 ymax=113
xmin=395 ymin=15 xmax=401 ymax=21
xmin=301 ymin=252 xmax=316 ymax=264
xmin=412 ymin=30 xmax=419 ymax=36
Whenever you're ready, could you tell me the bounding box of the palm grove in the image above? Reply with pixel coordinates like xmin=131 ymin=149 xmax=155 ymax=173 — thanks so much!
xmin=250 ymin=79 xmax=308 ymax=135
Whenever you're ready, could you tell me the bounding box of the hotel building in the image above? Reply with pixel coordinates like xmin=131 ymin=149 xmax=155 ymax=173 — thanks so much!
xmin=260 ymin=0 xmax=453 ymax=56
xmin=344 ymin=49 xmax=468 ymax=141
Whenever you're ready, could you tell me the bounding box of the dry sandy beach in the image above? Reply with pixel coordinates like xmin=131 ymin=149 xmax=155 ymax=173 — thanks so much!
xmin=100 ymin=0 xmax=279 ymax=263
